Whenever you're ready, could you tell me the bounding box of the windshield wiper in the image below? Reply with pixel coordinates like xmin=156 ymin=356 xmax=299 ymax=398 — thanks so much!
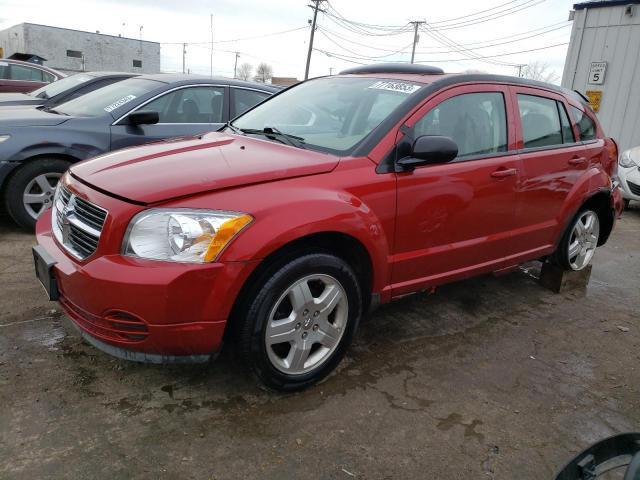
xmin=240 ymin=126 xmax=306 ymax=149
xmin=223 ymin=121 xmax=243 ymax=135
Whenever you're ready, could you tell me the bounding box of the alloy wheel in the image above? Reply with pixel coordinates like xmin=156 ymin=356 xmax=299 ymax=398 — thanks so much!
xmin=568 ymin=210 xmax=600 ymax=270
xmin=22 ymin=173 xmax=61 ymax=220
xmin=265 ymin=274 xmax=348 ymax=375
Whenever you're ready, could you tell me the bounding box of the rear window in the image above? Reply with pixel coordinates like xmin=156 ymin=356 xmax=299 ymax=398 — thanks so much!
xmin=10 ymin=64 xmax=43 ymax=81
xmin=570 ymin=106 xmax=597 ymax=141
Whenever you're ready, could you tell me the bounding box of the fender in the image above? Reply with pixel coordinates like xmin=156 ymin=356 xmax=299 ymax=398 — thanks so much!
xmin=553 ymin=165 xmax=612 ymax=246
xmin=218 ymin=186 xmax=393 ymax=295
xmin=11 ymin=141 xmax=104 ymax=163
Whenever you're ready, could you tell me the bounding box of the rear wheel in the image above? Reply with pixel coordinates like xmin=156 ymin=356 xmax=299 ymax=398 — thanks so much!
xmin=4 ymin=158 xmax=70 ymax=230
xmin=236 ymin=253 xmax=362 ymax=391
xmin=553 ymin=209 xmax=600 ymax=271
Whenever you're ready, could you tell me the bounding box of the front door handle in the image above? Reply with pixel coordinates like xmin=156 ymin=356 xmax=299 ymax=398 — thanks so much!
xmin=569 ymin=156 xmax=587 ymax=166
xmin=490 ymin=168 xmax=518 ymax=179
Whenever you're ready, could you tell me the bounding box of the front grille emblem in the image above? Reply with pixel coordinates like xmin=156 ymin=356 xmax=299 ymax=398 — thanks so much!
xmin=61 ymin=196 xmax=76 ymax=245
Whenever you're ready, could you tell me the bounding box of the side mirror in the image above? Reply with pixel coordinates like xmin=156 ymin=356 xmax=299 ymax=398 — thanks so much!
xmin=126 ymin=110 xmax=159 ymax=126
xmin=397 ymin=135 xmax=458 ymax=170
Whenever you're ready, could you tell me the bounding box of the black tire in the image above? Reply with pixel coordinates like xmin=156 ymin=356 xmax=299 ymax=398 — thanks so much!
xmin=4 ymin=158 xmax=70 ymax=230
xmin=552 ymin=208 xmax=600 ymax=271
xmin=236 ymin=253 xmax=362 ymax=392
xmin=624 ymin=198 xmax=631 ymax=210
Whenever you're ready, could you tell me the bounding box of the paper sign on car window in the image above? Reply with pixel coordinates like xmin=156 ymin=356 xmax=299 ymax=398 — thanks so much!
xmin=104 ymin=95 xmax=137 ymax=113
xmin=368 ymin=81 xmax=421 ymax=94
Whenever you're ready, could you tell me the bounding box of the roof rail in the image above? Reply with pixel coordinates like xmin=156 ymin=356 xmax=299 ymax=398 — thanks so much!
xmin=339 ymin=63 xmax=445 ymax=75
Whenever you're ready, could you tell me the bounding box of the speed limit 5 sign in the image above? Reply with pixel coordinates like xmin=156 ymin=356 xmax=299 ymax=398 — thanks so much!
xmin=588 ymin=62 xmax=607 ymax=85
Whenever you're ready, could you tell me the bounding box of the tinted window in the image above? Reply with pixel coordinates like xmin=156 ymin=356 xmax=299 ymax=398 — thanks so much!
xmin=414 ymin=92 xmax=507 ymax=158
xmin=232 ymin=88 xmax=269 ymax=117
xmin=145 ymin=86 xmax=225 ymax=123
xmin=42 ymin=72 xmax=56 ymax=83
xmin=233 ymin=77 xmax=420 ymax=154
xmin=558 ymin=102 xmax=575 ymax=143
xmin=10 ymin=65 xmax=43 ymax=81
xmin=571 ymin=106 xmax=597 ymax=141
xmin=56 ymin=78 xmax=163 ymax=117
xmin=517 ymin=94 xmax=563 ymax=148
xmin=0 ymin=62 xmax=8 ymax=79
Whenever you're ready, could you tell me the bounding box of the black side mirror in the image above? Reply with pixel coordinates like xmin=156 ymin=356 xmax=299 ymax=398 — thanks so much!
xmin=397 ymin=135 xmax=458 ymax=170
xmin=126 ymin=110 xmax=159 ymax=126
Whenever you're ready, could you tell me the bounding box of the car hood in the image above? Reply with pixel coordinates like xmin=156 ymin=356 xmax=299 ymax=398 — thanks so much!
xmin=71 ymin=131 xmax=340 ymax=204
xmin=0 ymin=107 xmax=69 ymax=126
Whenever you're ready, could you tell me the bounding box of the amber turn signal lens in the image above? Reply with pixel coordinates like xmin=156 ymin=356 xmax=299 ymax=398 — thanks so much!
xmin=204 ymin=214 xmax=253 ymax=262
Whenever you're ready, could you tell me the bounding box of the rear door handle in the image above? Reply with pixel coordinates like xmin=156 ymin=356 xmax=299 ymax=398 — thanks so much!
xmin=569 ymin=156 xmax=587 ymax=166
xmin=490 ymin=168 xmax=518 ymax=178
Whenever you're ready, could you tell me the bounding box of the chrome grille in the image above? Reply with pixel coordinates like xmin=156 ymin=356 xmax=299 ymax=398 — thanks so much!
xmin=52 ymin=185 xmax=107 ymax=260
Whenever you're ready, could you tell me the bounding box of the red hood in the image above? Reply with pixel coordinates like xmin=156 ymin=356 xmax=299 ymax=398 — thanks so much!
xmin=70 ymin=132 xmax=339 ymax=204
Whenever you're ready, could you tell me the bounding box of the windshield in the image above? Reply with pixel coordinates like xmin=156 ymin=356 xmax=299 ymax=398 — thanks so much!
xmin=30 ymin=73 xmax=93 ymax=99
xmin=232 ymin=77 xmax=423 ymax=154
xmin=55 ymin=78 xmax=163 ymax=117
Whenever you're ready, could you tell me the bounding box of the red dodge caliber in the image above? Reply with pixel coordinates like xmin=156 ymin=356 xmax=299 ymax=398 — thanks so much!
xmin=34 ymin=64 xmax=623 ymax=391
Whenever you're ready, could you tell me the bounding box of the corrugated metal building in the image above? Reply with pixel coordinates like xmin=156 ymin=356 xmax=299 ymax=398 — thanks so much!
xmin=0 ymin=23 xmax=160 ymax=75
xmin=562 ymin=0 xmax=640 ymax=153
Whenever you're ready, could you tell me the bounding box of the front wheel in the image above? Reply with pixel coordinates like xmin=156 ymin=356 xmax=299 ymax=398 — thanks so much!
xmin=553 ymin=209 xmax=600 ymax=271
xmin=4 ymin=158 xmax=71 ymax=230
xmin=236 ymin=253 xmax=362 ymax=391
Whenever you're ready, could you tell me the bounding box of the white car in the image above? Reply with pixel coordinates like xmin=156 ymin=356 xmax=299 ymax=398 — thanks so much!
xmin=619 ymin=146 xmax=640 ymax=208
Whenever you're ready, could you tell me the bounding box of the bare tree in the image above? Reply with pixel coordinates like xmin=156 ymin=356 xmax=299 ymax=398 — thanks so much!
xmin=236 ymin=62 xmax=253 ymax=81
xmin=253 ymin=62 xmax=273 ymax=83
xmin=462 ymin=68 xmax=487 ymax=74
xmin=520 ymin=61 xmax=559 ymax=84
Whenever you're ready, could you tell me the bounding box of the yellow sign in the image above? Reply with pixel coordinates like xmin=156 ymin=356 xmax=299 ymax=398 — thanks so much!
xmin=0 ymin=47 xmax=3 ymax=58
xmin=585 ymin=90 xmax=603 ymax=112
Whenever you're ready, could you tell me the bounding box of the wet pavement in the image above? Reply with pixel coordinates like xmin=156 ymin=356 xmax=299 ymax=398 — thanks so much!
xmin=1 ymin=209 xmax=639 ymax=479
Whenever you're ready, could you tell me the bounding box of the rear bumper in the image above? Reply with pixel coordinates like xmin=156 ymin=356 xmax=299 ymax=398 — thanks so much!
xmin=35 ymin=213 xmax=257 ymax=361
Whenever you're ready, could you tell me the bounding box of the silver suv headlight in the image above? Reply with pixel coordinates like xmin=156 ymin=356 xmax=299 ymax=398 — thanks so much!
xmin=122 ymin=209 xmax=253 ymax=263
xmin=619 ymin=147 xmax=640 ymax=168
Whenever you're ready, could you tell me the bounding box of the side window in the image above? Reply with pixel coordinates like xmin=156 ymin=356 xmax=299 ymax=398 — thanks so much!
xmin=10 ymin=65 xmax=43 ymax=81
xmin=232 ymin=88 xmax=269 ymax=117
xmin=558 ymin=102 xmax=575 ymax=143
xmin=0 ymin=62 xmax=9 ymax=79
xmin=570 ymin=106 xmax=597 ymax=141
xmin=517 ymin=94 xmax=563 ymax=148
xmin=144 ymin=86 xmax=225 ymax=123
xmin=42 ymin=72 xmax=56 ymax=83
xmin=414 ymin=92 xmax=507 ymax=158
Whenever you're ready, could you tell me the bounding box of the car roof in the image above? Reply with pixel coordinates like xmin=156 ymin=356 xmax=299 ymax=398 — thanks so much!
xmin=0 ymin=58 xmax=63 ymax=75
xmin=134 ymin=73 xmax=280 ymax=92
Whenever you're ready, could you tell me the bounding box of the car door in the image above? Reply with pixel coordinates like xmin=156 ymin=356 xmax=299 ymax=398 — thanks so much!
xmin=508 ymin=87 xmax=588 ymax=255
xmin=109 ymin=85 xmax=229 ymax=150
xmin=392 ymin=85 xmax=521 ymax=296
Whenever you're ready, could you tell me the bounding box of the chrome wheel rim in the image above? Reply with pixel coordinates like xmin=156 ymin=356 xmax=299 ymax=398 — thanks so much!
xmin=23 ymin=173 xmax=61 ymax=220
xmin=568 ymin=211 xmax=600 ymax=270
xmin=265 ymin=274 xmax=348 ymax=375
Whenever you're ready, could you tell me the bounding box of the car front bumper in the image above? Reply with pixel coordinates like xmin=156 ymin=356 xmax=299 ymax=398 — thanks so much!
xmin=618 ymin=165 xmax=640 ymax=201
xmin=35 ymin=213 xmax=256 ymax=363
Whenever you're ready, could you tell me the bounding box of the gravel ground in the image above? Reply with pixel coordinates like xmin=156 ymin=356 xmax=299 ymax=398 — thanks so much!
xmin=1 ymin=208 xmax=639 ymax=479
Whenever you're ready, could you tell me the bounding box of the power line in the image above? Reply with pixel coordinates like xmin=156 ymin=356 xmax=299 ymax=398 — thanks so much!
xmin=160 ymin=26 xmax=308 ymax=46
xmin=431 ymin=0 xmax=546 ymax=30
xmin=316 ymin=29 xmax=412 ymax=60
xmin=428 ymin=0 xmax=532 ymax=24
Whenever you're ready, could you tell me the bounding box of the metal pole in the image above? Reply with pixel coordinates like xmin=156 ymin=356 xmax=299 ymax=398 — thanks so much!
xmin=234 ymin=52 xmax=240 ymax=78
xmin=305 ymin=0 xmax=324 ymax=80
xmin=210 ymin=14 xmax=214 ymax=77
xmin=410 ymin=21 xmax=425 ymax=64
xmin=182 ymin=43 xmax=186 ymax=74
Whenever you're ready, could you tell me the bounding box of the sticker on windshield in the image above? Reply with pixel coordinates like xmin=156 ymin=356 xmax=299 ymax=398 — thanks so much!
xmin=368 ymin=81 xmax=421 ymax=94
xmin=104 ymin=95 xmax=137 ymax=112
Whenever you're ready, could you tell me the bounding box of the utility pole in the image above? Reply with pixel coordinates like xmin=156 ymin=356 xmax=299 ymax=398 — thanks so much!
xmin=210 ymin=14 xmax=214 ymax=77
xmin=409 ymin=21 xmax=426 ymax=64
xmin=305 ymin=0 xmax=326 ymax=81
xmin=233 ymin=52 xmax=240 ymax=78
xmin=515 ymin=64 xmax=527 ymax=77
xmin=182 ymin=43 xmax=187 ymax=74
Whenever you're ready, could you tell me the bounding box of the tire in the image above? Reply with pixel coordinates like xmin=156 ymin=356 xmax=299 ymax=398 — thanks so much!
xmin=552 ymin=209 xmax=600 ymax=271
xmin=4 ymin=158 xmax=70 ymax=230
xmin=624 ymin=199 xmax=631 ymax=210
xmin=236 ymin=253 xmax=362 ymax=392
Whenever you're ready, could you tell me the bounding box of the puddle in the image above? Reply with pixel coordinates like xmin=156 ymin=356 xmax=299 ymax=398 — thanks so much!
xmin=21 ymin=319 xmax=66 ymax=350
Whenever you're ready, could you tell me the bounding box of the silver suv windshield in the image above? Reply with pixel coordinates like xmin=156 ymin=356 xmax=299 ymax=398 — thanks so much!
xmin=30 ymin=73 xmax=93 ymax=99
xmin=55 ymin=78 xmax=163 ymax=117
xmin=232 ymin=77 xmax=423 ymax=154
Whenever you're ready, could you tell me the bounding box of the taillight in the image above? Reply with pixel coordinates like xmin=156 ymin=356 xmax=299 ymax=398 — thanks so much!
xmin=605 ymin=138 xmax=618 ymax=177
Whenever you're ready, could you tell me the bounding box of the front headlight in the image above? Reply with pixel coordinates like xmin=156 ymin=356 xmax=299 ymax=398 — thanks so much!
xmin=619 ymin=147 xmax=640 ymax=168
xmin=0 ymin=135 xmax=10 ymax=143
xmin=123 ymin=209 xmax=253 ymax=263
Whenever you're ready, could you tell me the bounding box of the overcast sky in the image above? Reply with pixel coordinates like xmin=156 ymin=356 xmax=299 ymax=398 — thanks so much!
xmin=0 ymin=0 xmax=574 ymax=81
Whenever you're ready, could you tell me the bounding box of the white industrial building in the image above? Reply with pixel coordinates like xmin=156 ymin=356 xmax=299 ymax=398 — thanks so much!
xmin=0 ymin=23 xmax=160 ymax=75
xmin=562 ymin=0 xmax=640 ymax=153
